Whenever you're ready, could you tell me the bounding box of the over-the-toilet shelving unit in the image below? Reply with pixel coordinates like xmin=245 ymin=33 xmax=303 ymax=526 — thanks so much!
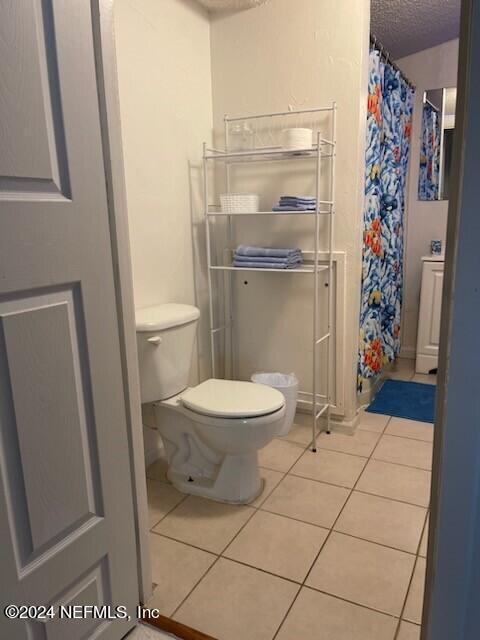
xmin=202 ymin=103 xmax=336 ymax=450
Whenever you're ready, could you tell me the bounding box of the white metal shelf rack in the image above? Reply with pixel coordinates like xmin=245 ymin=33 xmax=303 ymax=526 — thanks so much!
xmin=202 ymin=104 xmax=336 ymax=450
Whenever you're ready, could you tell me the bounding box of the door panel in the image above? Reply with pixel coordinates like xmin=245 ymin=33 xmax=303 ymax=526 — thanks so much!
xmin=416 ymin=261 xmax=445 ymax=373
xmin=0 ymin=0 xmax=70 ymax=198
xmin=0 ymin=1 xmax=139 ymax=638
xmin=0 ymin=286 xmax=102 ymax=562
xmin=429 ymin=270 xmax=444 ymax=346
xmin=35 ymin=560 xmax=110 ymax=640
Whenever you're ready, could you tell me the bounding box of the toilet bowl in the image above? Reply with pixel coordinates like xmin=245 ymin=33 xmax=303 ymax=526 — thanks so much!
xmin=136 ymin=304 xmax=286 ymax=503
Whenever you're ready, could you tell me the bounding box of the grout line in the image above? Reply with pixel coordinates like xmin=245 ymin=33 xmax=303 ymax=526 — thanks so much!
xmin=311 ymin=438 xmax=433 ymax=465
xmin=166 ymin=445 xmax=312 ymax=621
xmin=148 ymin=493 xmax=189 ymax=531
xmin=153 ymin=532 xmax=416 ymax=629
xmin=287 ymin=469 xmax=366 ymax=491
xmin=271 ymin=415 xmax=395 ymax=639
xmin=151 ymin=507 xmax=423 ymax=560
xmin=214 ymin=556 xmax=305 ymax=587
xmin=148 ymin=414 xmax=428 ymax=638
xmin=417 ymin=509 xmax=429 ymax=559
xmin=150 ymin=529 xmax=220 ymax=556
xmin=303 ymin=416 xmax=392 ymax=582
xmin=372 ymin=455 xmax=432 ymax=472
xmin=392 ymin=509 xmax=429 ymax=639
xmin=287 ymin=444 xmax=372 ymax=461
xmin=379 ymin=431 xmax=434 ymax=444
xmin=302 ymin=584 xmax=405 ymax=620
xmin=168 ymin=438 xmax=313 ymax=622
xmin=252 ymin=471 xmax=287 ymax=508
xmin=357 ymin=425 xmax=390 ymax=434
xmin=284 ymin=468 xmax=430 ymax=510
xmin=275 ymin=429 xmax=434 ymax=466
xmin=352 ymin=488 xmax=430 ymax=510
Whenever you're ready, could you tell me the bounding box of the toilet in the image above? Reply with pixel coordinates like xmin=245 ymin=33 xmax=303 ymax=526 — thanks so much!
xmin=135 ymin=303 xmax=286 ymax=504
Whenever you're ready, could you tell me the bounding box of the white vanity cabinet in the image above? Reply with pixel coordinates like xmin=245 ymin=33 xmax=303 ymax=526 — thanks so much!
xmin=415 ymin=257 xmax=445 ymax=373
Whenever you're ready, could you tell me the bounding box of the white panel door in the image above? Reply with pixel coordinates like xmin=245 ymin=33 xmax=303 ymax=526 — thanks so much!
xmin=416 ymin=261 xmax=445 ymax=373
xmin=0 ymin=1 xmax=139 ymax=639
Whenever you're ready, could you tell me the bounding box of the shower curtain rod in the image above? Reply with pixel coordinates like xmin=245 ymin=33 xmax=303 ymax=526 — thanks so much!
xmin=370 ymin=34 xmax=416 ymax=90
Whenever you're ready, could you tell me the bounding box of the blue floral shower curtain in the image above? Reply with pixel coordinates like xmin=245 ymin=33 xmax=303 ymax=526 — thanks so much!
xmin=358 ymin=49 xmax=414 ymax=389
xmin=418 ymin=102 xmax=441 ymax=200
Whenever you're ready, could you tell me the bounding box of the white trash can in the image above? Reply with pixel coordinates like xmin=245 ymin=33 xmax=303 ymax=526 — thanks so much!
xmin=251 ymin=372 xmax=298 ymax=436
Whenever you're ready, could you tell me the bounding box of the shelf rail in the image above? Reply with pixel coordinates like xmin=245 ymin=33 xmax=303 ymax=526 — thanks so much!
xmin=203 ymin=104 xmax=336 ymax=450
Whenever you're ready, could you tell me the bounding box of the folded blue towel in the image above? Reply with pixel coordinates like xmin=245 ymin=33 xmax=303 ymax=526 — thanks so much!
xmin=279 ymin=200 xmax=315 ymax=204
xmin=234 ymin=254 xmax=302 ymax=264
xmin=273 ymin=205 xmax=316 ymax=211
xmin=235 ymin=245 xmax=302 ymax=259
xmin=280 ymin=194 xmax=316 ymax=199
xmin=232 ymin=260 xmax=300 ymax=269
xmin=280 ymin=195 xmax=316 ymax=203
xmin=274 ymin=195 xmax=316 ymax=212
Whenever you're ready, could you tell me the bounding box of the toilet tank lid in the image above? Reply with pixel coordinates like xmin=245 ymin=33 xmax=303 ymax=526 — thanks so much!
xmin=135 ymin=303 xmax=200 ymax=332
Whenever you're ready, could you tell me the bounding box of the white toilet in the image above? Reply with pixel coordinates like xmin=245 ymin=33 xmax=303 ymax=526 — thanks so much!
xmin=135 ymin=303 xmax=286 ymax=504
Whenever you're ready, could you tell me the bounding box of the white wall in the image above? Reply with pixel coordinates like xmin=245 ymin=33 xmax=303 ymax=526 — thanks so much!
xmin=114 ymin=0 xmax=213 ymax=384
xmin=114 ymin=0 xmax=213 ymax=462
xmin=209 ymin=0 xmax=370 ymax=422
xmin=398 ymin=39 xmax=459 ymax=357
xmin=115 ymin=0 xmax=370 ymax=425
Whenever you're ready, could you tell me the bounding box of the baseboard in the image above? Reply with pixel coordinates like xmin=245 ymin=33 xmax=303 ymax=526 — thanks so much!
xmin=142 ymin=613 xmax=217 ymax=640
xmin=296 ymin=397 xmax=333 ymax=414
xmin=357 ymin=372 xmax=385 ymax=409
xmin=294 ymin=408 xmax=359 ymax=435
xmin=415 ymin=353 xmax=439 ymax=374
xmin=399 ymin=346 xmax=416 ymax=360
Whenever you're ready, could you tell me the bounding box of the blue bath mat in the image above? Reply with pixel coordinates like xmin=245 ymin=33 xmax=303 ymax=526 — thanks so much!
xmin=366 ymin=379 xmax=436 ymax=423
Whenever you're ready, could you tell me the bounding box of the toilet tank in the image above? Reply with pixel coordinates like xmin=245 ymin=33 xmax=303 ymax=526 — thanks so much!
xmin=135 ymin=303 xmax=200 ymax=403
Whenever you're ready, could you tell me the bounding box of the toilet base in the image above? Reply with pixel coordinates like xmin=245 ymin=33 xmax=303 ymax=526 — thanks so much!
xmin=167 ymin=452 xmax=264 ymax=504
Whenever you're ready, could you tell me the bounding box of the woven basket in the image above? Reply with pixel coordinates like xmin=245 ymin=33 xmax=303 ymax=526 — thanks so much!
xmin=220 ymin=193 xmax=259 ymax=213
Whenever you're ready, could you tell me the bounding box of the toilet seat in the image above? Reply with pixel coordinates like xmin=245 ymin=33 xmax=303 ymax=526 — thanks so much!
xmin=181 ymin=378 xmax=285 ymax=419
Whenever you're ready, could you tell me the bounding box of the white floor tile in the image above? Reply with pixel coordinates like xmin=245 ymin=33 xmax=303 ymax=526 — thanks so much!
xmin=258 ymin=438 xmax=306 ymax=472
xmin=403 ymin=557 xmax=427 ymax=624
xmin=385 ymin=417 xmax=434 ymax=443
xmin=357 ymin=411 xmax=391 ymax=433
xmin=174 ymin=558 xmax=298 ymax=640
xmin=291 ymin=448 xmax=367 ymax=488
xmin=316 ymin=429 xmax=380 ymax=457
xmin=148 ymin=533 xmax=215 ymax=616
xmin=262 ymin=474 xmax=349 ymax=528
xmin=373 ymin=435 xmax=433 ymax=470
xmin=147 ymin=479 xmax=185 ymax=529
xmin=397 ymin=621 xmax=421 ymax=640
xmin=276 ymin=588 xmax=397 ymax=640
xmin=306 ymin=532 xmax=415 ymax=616
xmin=153 ymin=495 xmax=254 ymax=553
xmin=334 ymin=491 xmax=427 ymax=553
xmin=224 ymin=510 xmax=328 ymax=582
xmin=356 ymin=459 xmax=431 ymax=507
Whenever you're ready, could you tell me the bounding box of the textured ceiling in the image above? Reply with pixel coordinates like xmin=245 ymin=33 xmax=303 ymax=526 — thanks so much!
xmin=371 ymin=0 xmax=461 ymax=58
xmin=197 ymin=0 xmax=460 ymax=58
xmin=196 ymin=0 xmax=269 ymax=10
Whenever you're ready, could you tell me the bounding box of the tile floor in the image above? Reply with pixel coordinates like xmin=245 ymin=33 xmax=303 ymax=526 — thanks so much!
xmin=144 ymin=358 xmax=432 ymax=640
xmin=145 ymin=408 xmax=431 ymax=638
xmin=388 ymin=358 xmax=437 ymax=386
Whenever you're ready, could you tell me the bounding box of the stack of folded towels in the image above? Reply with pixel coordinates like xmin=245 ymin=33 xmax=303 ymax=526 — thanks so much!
xmin=272 ymin=195 xmax=316 ymax=211
xmin=233 ymin=245 xmax=303 ymax=269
